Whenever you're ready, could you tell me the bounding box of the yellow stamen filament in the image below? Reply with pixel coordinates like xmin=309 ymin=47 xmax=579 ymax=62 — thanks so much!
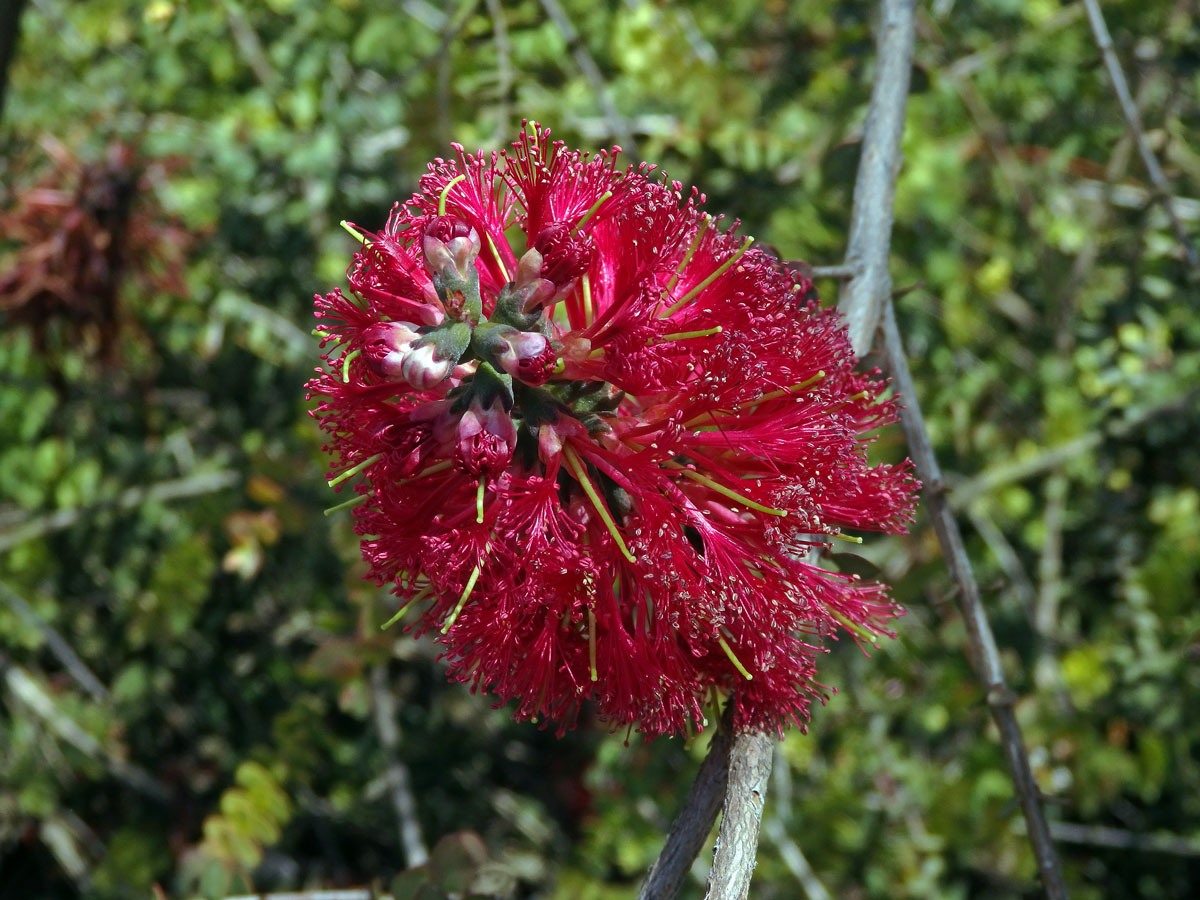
xmin=398 ymin=459 xmax=454 ymax=483
xmin=381 ymin=586 xmax=433 ymax=630
xmin=666 ymin=215 xmax=710 ymax=292
xmin=323 ymin=492 xmax=370 ymax=517
xmin=573 ymin=191 xmax=612 ymax=234
xmin=476 ymin=478 xmax=486 ymax=523
xmin=312 ymin=328 xmax=334 ymax=340
xmin=660 ymin=326 xmax=723 ymax=342
xmin=662 ymin=235 xmax=754 ymax=317
xmin=749 ymin=371 xmax=827 ymax=407
xmin=328 ymin=453 xmax=382 ymax=488
xmin=442 ymin=563 xmax=483 ymax=634
xmin=340 ymin=220 xmax=367 ymax=243
xmin=829 ymin=609 xmax=880 ymax=647
xmin=341 ymin=349 xmax=361 ymax=383
xmin=484 ymin=231 xmax=511 ymax=283
xmin=588 ymin=608 xmax=598 ymax=682
xmin=438 ymin=175 xmax=466 ymax=216
xmin=717 ymin=635 xmax=753 ymax=681
xmin=580 ymin=272 xmax=594 ymax=326
xmin=833 ymin=531 xmax=863 ymax=544
xmin=664 ymin=463 xmax=787 ymax=517
xmin=562 ymin=445 xmax=636 ymax=563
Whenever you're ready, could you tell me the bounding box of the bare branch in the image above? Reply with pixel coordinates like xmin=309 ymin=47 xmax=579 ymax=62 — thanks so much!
xmin=1 ymin=654 xmax=169 ymax=802
xmin=369 ymin=665 xmax=428 ymax=867
xmin=639 ymin=711 xmax=733 ymax=900
xmin=0 ymin=581 xmax=109 ymax=701
xmin=0 ymin=0 xmax=28 ymax=127
xmin=704 ymin=729 xmax=774 ymax=900
xmin=879 ymin=302 xmax=1069 ymax=900
xmin=222 ymin=0 xmax=277 ymax=89
xmin=762 ymin=748 xmax=832 ymax=900
xmin=483 ymin=0 xmax=512 ymax=143
xmin=1081 ymin=0 xmax=1198 ymax=268
xmin=0 ymin=469 xmax=239 ymax=553
xmin=762 ymin=818 xmax=832 ymax=900
xmin=1049 ymin=822 xmax=1200 ymax=858
xmin=809 ymin=264 xmax=859 ymax=279
xmin=536 ymin=0 xmax=637 ymax=155
xmin=839 ymin=0 xmax=917 ymax=356
xmin=947 ymin=389 xmax=1194 ymax=509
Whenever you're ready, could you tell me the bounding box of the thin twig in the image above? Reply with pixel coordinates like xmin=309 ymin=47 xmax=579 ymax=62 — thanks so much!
xmin=762 ymin=746 xmax=832 ymax=900
xmin=1034 ymin=474 xmax=1067 ymax=649
xmin=704 ymin=730 xmax=774 ymax=900
xmin=368 ymin=664 xmax=428 ymax=867
xmin=482 ymin=0 xmax=512 ymax=144
xmin=639 ymin=710 xmax=733 ymax=900
xmin=1081 ymin=0 xmax=1198 ymax=268
xmin=1048 ymin=822 xmax=1200 ymax=858
xmin=0 ymin=581 xmax=109 ymax=700
xmin=0 ymin=469 xmax=239 ymax=553
xmin=221 ymin=0 xmax=277 ymax=89
xmin=809 ymin=264 xmax=859 ymax=279
xmin=536 ymin=0 xmax=637 ymax=155
xmin=0 ymin=0 xmax=29 ymax=127
xmin=941 ymin=3 xmax=1083 ymax=81
xmin=1 ymin=653 xmax=169 ymax=802
xmin=879 ymin=301 xmax=1069 ymax=900
xmin=762 ymin=818 xmax=832 ymax=900
xmin=839 ymin=0 xmax=917 ymax=356
xmin=947 ymin=389 xmax=1194 ymax=509
xmin=965 ymin=505 xmax=1037 ymax=627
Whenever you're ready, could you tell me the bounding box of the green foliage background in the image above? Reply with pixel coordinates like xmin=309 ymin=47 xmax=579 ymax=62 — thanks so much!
xmin=2 ymin=0 xmax=1198 ymax=898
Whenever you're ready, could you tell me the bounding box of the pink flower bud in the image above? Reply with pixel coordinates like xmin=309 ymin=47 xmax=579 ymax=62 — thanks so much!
xmin=422 ymin=215 xmax=481 ymax=278
xmin=360 ymin=321 xmax=421 ymax=380
xmin=494 ymin=328 xmax=557 ymax=385
xmin=401 ymin=342 xmax=455 ymax=391
xmin=454 ymin=399 xmax=517 ymax=478
xmin=533 ymin=222 xmax=594 ymax=286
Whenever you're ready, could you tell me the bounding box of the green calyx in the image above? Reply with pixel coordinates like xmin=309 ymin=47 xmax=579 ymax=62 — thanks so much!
xmin=456 ymin=360 xmax=514 ymax=412
xmin=433 ymin=264 xmax=484 ymax=323
xmin=417 ymin=320 xmax=473 ymax=366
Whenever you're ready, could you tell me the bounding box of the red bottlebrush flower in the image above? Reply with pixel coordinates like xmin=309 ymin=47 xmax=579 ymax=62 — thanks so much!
xmin=308 ymin=125 xmax=918 ymax=739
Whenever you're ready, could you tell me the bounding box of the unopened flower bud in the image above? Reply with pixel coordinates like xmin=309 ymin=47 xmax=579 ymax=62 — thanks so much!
xmin=493 ymin=327 xmax=557 ymax=386
xmin=402 ymin=342 xmax=455 ymax=390
xmin=534 ymin=222 xmax=594 ymax=286
xmin=422 ymin=215 xmax=481 ymax=280
xmin=510 ymin=247 xmax=557 ymax=313
xmin=360 ymin=321 xmax=421 ymax=380
xmin=425 ymin=215 xmax=475 ymax=243
xmin=454 ymin=399 xmax=517 ymax=478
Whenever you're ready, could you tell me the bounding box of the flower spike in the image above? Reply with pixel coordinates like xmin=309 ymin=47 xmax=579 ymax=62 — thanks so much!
xmin=308 ymin=125 xmax=917 ymax=738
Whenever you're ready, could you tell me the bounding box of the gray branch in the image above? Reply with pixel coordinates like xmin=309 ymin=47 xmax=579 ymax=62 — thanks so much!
xmin=879 ymin=302 xmax=1069 ymax=899
xmin=703 ymin=730 xmax=774 ymax=900
xmin=638 ymin=709 xmax=733 ymax=900
xmin=536 ymin=0 xmax=637 ymax=155
xmin=838 ymin=0 xmax=917 ymax=356
xmin=1049 ymin=822 xmax=1200 ymax=858
xmin=0 ymin=469 xmax=239 ymax=553
xmin=1081 ymin=0 xmax=1198 ymax=268
xmin=0 ymin=582 xmax=109 ymax=701
xmin=369 ymin=664 xmax=428 ymax=867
